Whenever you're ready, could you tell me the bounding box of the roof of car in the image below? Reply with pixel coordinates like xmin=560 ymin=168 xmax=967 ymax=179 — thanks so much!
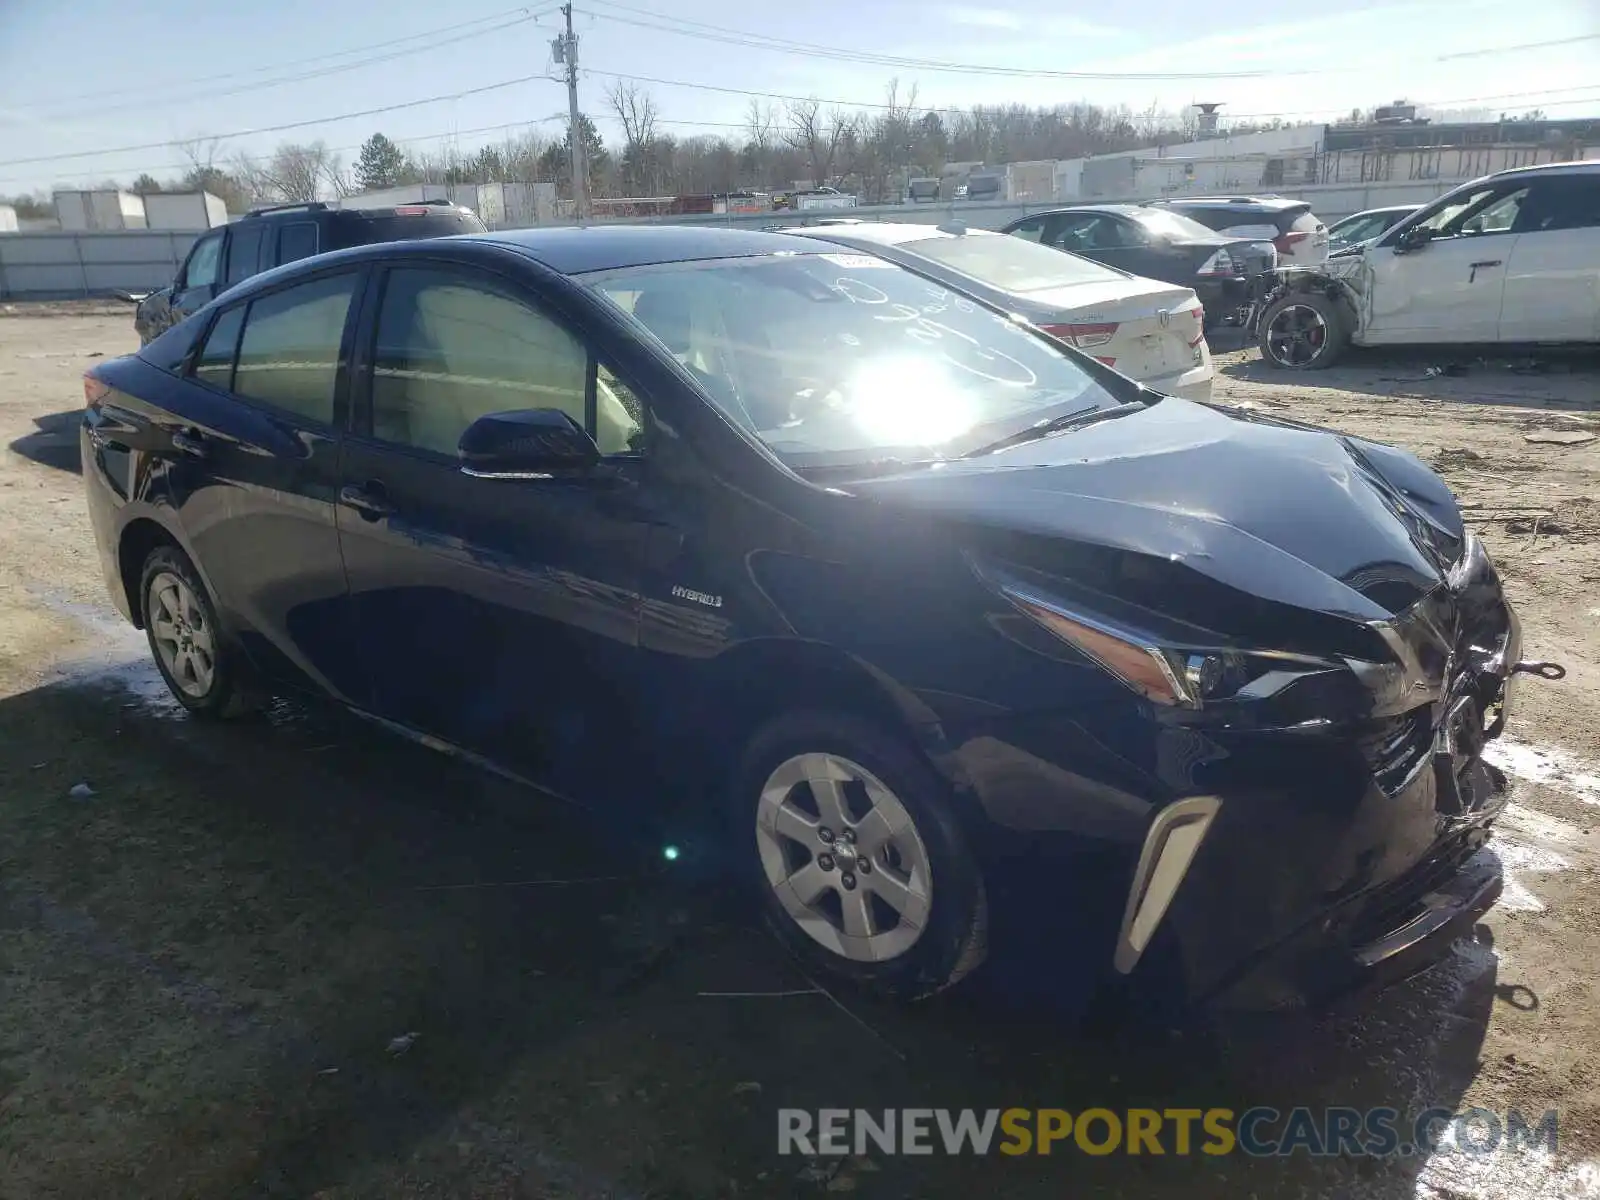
xmin=1154 ymin=196 xmax=1310 ymax=212
xmin=483 ymin=224 xmax=826 ymax=274
xmin=1337 ymin=205 xmax=1421 ymax=219
xmin=1490 ymin=159 xmax=1600 ymax=178
xmin=784 ymin=222 xmax=995 ymax=247
xmin=1022 ymin=204 xmax=1148 ymax=219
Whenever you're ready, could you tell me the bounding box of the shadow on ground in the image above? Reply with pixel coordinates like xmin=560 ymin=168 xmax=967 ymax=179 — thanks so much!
xmin=0 ymin=659 xmax=1504 ymax=1199
xmin=8 ymin=409 xmax=83 ymax=473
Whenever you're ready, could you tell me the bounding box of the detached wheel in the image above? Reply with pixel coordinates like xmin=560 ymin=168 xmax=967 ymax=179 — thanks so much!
xmin=139 ymin=545 xmax=257 ymax=719
xmin=736 ymin=711 xmax=987 ymax=1000
xmin=1258 ymin=291 xmax=1350 ymax=369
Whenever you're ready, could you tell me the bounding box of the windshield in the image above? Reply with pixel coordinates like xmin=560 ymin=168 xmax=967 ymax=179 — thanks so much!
xmin=900 ymin=232 xmax=1129 ymax=293
xmin=588 ymin=252 xmax=1122 ymax=468
xmin=1132 ymin=209 xmax=1222 ymax=241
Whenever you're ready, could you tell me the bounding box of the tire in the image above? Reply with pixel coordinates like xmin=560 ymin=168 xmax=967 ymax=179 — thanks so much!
xmin=138 ymin=545 xmax=259 ymax=720
xmin=733 ymin=710 xmax=988 ymax=1001
xmin=1257 ymin=291 xmax=1350 ymax=370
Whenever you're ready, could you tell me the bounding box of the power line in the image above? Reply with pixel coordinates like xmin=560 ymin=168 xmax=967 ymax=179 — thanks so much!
xmin=577 ymin=1 xmax=1600 ymax=82
xmin=583 ymin=66 xmax=1600 ymax=125
xmin=5 ymin=62 xmax=1595 ymax=186
xmin=576 ymin=3 xmax=1291 ymax=80
xmin=0 ymin=120 xmax=582 ymax=192
xmin=17 ymin=6 xmax=545 ymax=109
xmin=0 ymin=119 xmax=571 ymax=189
xmin=45 ymin=12 xmax=555 ymax=123
xmin=0 ymin=74 xmax=564 ymax=169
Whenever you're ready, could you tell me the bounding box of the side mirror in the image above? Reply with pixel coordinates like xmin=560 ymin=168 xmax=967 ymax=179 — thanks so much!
xmin=458 ymin=409 xmax=600 ymax=479
xmin=1395 ymin=225 xmax=1434 ymax=253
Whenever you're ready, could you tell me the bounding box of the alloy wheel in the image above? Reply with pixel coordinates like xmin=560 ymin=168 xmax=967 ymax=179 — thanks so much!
xmin=755 ymin=752 xmax=933 ymax=962
xmin=1266 ymin=302 xmax=1329 ymax=367
xmin=147 ymin=570 xmax=217 ymax=698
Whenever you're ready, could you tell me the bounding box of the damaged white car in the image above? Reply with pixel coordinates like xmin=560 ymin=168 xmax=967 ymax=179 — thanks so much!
xmin=1254 ymin=160 xmax=1600 ymax=369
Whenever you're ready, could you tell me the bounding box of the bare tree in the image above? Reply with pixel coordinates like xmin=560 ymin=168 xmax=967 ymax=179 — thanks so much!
xmin=782 ymin=99 xmax=855 ymax=189
xmin=174 ymin=136 xmax=227 ymax=177
xmin=606 ymin=81 xmax=660 ymax=194
xmin=744 ymin=99 xmax=777 ymax=155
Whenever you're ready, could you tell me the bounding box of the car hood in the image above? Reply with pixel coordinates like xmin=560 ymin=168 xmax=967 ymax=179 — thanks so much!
xmin=848 ymin=399 xmax=1465 ymax=626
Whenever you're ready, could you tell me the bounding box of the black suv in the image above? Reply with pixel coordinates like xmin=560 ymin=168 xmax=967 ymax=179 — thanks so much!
xmin=134 ymin=200 xmax=487 ymax=344
xmin=1146 ymin=196 xmax=1329 ymax=265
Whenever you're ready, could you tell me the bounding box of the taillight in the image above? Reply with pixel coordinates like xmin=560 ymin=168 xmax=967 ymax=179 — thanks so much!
xmin=1040 ymin=321 xmax=1120 ymax=349
xmin=84 ymin=373 xmax=110 ymax=408
xmin=1274 ymin=230 xmax=1309 ymax=254
xmin=393 ymin=205 xmax=430 ymax=216
xmin=1186 ymin=305 xmax=1206 ymax=348
xmin=1196 ymin=250 xmax=1237 ymax=277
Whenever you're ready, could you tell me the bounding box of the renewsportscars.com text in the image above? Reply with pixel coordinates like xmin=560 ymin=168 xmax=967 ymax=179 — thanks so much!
xmin=778 ymin=1106 xmax=1560 ymax=1158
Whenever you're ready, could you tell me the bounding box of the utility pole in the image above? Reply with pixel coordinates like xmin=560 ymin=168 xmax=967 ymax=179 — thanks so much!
xmin=556 ymin=3 xmax=590 ymax=221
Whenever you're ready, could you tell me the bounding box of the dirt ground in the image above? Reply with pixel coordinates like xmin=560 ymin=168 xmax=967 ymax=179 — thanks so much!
xmin=2 ymin=311 xmax=1599 ymax=1200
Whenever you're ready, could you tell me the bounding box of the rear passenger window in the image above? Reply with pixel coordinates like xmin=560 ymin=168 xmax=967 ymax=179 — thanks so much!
xmin=192 ymin=306 xmax=244 ymax=390
xmin=368 ymin=267 xmax=641 ymax=457
xmin=226 ymin=226 xmax=264 ymax=285
xmin=277 ymin=223 xmax=318 ymax=266
xmin=233 ymin=273 xmax=357 ymax=424
xmin=1520 ymin=177 xmax=1600 ymax=233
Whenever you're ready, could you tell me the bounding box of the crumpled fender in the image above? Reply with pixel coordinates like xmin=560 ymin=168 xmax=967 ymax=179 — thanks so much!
xmin=1255 ymin=258 xmax=1371 ymax=336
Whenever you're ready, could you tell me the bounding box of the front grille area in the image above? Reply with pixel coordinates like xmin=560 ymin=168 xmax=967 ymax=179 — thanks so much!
xmin=1359 ymin=705 xmax=1435 ymax=795
xmin=1346 ymin=831 xmax=1486 ymax=949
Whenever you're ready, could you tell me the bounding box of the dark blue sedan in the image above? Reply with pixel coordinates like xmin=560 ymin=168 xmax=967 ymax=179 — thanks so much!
xmin=81 ymin=225 xmax=1540 ymax=1011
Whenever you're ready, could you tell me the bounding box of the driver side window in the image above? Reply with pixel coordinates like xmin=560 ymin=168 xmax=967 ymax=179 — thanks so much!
xmin=180 ymin=232 xmax=223 ymax=291
xmin=368 ymin=267 xmax=643 ymax=458
xmin=1413 ymin=185 xmax=1529 ymax=239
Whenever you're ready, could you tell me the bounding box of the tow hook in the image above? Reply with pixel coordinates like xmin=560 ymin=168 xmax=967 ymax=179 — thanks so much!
xmin=1512 ymin=660 xmax=1566 ymax=681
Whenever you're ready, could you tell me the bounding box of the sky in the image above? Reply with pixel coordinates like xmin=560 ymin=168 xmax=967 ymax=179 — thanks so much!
xmin=1 ymin=0 xmax=1597 ymax=196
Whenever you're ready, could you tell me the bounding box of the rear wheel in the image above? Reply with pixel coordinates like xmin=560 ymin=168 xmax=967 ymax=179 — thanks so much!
xmin=1258 ymin=291 xmax=1350 ymax=369
xmin=735 ymin=711 xmax=987 ymax=1000
xmin=139 ymin=546 xmax=258 ymax=719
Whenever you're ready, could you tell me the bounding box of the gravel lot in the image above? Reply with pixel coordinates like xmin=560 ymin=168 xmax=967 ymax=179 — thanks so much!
xmin=2 ymin=309 xmax=1598 ymax=1199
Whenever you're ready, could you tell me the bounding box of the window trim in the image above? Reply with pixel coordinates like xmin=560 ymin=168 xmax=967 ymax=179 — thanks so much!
xmin=184 ymin=301 xmax=247 ymax=393
xmin=349 ymin=259 xmax=648 ymax=466
xmin=185 ymin=264 xmax=367 ymax=432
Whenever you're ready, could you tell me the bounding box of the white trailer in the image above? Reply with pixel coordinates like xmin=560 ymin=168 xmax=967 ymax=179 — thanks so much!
xmin=0 ymin=205 xmax=17 ymax=233
xmin=142 ymin=191 xmax=229 ymax=230
xmin=795 ymin=191 xmax=858 ymax=211
xmin=53 ymin=190 xmax=148 ymax=231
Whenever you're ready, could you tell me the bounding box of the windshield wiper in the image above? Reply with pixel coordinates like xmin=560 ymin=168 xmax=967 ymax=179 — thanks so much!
xmin=960 ymin=401 xmax=1146 ymax=459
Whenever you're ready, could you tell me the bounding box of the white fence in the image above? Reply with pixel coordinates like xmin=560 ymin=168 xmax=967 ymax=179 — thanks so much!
xmin=0 ymin=179 xmax=1461 ymax=300
xmin=0 ymin=230 xmax=198 ymax=300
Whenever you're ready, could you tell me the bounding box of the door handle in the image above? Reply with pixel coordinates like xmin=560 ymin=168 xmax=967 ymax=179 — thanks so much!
xmin=170 ymin=429 xmax=207 ymax=459
xmin=339 ymin=482 xmax=394 ymax=521
xmin=1467 ymin=260 xmax=1502 ymax=284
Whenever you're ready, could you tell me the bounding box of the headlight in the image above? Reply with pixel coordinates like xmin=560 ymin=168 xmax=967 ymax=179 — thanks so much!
xmin=998 ymin=580 xmax=1386 ymax=710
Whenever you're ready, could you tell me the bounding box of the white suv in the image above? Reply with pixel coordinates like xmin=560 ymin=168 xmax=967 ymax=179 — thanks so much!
xmin=1256 ymin=161 xmax=1600 ymax=369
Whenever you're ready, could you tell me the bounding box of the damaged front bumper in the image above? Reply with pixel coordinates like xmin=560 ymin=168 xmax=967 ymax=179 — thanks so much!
xmin=1112 ymin=540 xmax=1565 ymax=1012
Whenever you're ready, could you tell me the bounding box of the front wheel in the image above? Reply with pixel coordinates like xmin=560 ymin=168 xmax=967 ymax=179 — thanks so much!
xmin=139 ymin=545 xmax=259 ymax=719
xmin=735 ymin=711 xmax=988 ymax=1000
xmin=1257 ymin=291 xmax=1350 ymax=370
